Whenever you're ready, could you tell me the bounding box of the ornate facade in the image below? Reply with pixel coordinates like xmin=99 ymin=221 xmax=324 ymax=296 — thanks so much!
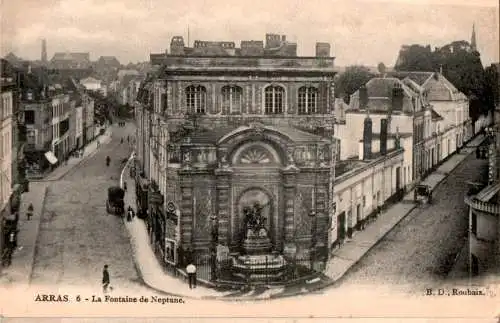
xmin=135 ymin=35 xmax=337 ymax=269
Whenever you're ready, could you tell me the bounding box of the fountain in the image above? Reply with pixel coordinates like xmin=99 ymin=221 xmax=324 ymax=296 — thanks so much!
xmin=231 ymin=202 xmax=287 ymax=283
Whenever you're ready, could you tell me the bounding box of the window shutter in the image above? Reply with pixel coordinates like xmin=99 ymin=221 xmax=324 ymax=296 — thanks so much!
xmin=318 ymin=82 xmax=328 ymax=114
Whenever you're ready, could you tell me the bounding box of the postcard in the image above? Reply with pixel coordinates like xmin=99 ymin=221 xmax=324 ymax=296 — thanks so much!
xmin=0 ymin=0 xmax=499 ymax=321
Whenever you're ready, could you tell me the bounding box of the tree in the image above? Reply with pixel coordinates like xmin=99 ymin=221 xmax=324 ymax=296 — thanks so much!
xmin=335 ymin=65 xmax=375 ymax=103
xmin=377 ymin=62 xmax=387 ymax=75
xmin=394 ymin=41 xmax=494 ymax=120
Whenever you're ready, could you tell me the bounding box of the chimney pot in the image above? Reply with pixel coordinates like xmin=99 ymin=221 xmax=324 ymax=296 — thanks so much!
xmin=380 ymin=119 xmax=388 ymax=155
xmin=363 ymin=115 xmax=373 ymax=160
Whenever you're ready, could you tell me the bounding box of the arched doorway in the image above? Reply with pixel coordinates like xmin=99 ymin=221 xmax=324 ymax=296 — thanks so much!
xmin=228 ymin=139 xmax=284 ymax=249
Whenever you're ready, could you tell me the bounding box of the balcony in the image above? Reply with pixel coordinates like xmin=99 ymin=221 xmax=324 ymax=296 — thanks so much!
xmin=464 ymin=195 xmax=500 ymax=215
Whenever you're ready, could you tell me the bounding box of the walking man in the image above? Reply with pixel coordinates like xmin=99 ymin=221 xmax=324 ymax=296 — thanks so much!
xmin=186 ymin=262 xmax=197 ymax=289
xmin=27 ymin=203 xmax=34 ymax=220
xmin=102 ymin=265 xmax=110 ymax=293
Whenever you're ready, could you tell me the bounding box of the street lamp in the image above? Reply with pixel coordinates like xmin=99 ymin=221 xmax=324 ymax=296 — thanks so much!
xmin=309 ymin=210 xmax=316 ymax=270
xmin=210 ymin=213 xmax=218 ymax=281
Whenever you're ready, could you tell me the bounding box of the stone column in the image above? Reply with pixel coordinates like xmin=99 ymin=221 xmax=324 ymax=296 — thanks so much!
xmin=215 ymin=168 xmax=233 ymax=246
xmin=282 ymin=167 xmax=299 ymax=256
xmin=179 ymin=171 xmax=194 ymax=251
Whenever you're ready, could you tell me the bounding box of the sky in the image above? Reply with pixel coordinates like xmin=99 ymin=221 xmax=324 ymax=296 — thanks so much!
xmin=1 ymin=0 xmax=499 ymax=67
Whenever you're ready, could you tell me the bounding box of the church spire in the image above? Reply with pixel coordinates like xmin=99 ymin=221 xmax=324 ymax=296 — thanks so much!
xmin=471 ymin=23 xmax=477 ymax=51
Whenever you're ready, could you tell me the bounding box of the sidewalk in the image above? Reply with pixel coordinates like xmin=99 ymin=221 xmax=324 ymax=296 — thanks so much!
xmin=42 ymin=128 xmax=112 ymax=181
xmin=0 ymin=181 xmax=48 ymax=289
xmin=0 ymin=128 xmax=114 ymax=289
xmin=120 ymin=155 xmax=230 ymax=299
xmin=325 ymin=134 xmax=486 ymax=283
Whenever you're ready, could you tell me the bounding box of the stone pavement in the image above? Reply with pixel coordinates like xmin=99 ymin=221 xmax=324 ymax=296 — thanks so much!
xmin=119 ymin=134 xmax=486 ymax=300
xmin=0 ymin=127 xmax=113 ymax=289
xmin=326 ymin=134 xmax=486 ymax=283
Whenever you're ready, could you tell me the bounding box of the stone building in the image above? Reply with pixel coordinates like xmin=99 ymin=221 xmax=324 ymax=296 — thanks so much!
xmin=389 ymin=71 xmax=472 ymax=160
xmin=465 ymin=106 xmax=500 ymax=277
xmin=136 ymin=34 xmax=337 ymax=276
xmin=345 ymin=77 xmax=436 ymax=188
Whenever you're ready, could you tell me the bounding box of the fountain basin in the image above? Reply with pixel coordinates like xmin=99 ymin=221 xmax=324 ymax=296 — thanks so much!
xmin=231 ymin=254 xmax=287 ymax=282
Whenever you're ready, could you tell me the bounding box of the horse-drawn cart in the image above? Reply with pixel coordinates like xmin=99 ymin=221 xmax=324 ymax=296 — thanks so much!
xmin=106 ymin=186 xmax=125 ymax=216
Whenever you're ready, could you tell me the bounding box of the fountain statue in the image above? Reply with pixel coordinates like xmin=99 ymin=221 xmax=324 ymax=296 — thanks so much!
xmin=242 ymin=203 xmax=273 ymax=254
xmin=231 ymin=201 xmax=287 ymax=283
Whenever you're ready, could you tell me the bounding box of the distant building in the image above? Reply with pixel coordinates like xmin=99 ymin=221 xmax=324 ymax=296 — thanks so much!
xmin=95 ymin=56 xmax=121 ymax=71
xmin=117 ymin=69 xmax=140 ymax=83
xmin=389 ymin=71 xmax=472 ymax=149
xmin=50 ymin=52 xmax=91 ymax=69
xmin=79 ymin=76 xmax=107 ymax=97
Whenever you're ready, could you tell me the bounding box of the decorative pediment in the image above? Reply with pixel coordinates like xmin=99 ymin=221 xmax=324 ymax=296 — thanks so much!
xmin=232 ymin=142 xmax=281 ymax=166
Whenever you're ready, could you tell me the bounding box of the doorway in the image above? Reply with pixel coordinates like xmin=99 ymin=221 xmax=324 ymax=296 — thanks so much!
xmin=337 ymin=211 xmax=346 ymax=242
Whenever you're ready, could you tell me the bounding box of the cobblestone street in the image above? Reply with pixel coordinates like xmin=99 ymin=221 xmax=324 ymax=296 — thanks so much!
xmin=30 ymin=122 xmax=147 ymax=293
xmin=337 ymin=152 xmax=489 ymax=293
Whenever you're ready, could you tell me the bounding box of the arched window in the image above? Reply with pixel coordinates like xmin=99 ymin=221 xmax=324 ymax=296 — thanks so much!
xmin=298 ymin=86 xmax=318 ymax=114
xmin=221 ymin=85 xmax=242 ymax=113
xmin=264 ymin=85 xmax=285 ymax=114
xmin=185 ymin=85 xmax=206 ymax=114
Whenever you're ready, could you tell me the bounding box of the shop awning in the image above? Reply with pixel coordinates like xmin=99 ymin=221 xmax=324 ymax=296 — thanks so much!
xmin=44 ymin=151 xmax=58 ymax=165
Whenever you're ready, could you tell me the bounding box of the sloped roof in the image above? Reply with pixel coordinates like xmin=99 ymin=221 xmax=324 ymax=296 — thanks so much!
xmin=365 ymin=77 xmax=417 ymax=98
xmin=388 ymin=71 xmax=434 ymax=86
xmin=97 ymin=56 xmax=120 ymax=66
xmin=475 ymin=182 xmax=500 ymax=203
xmin=51 ymin=52 xmax=90 ymax=62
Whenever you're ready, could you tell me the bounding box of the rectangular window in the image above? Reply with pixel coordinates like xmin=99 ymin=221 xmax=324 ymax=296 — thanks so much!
xmin=471 ymin=212 xmax=477 ymax=236
xmin=265 ymin=91 xmax=273 ymax=114
xmin=25 ymin=110 xmax=35 ymax=124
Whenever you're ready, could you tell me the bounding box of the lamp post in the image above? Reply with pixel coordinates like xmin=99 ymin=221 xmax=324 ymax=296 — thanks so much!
xmin=210 ymin=214 xmax=218 ymax=281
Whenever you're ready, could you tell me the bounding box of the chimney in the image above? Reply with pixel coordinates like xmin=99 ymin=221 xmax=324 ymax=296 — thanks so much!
xmin=391 ymin=82 xmax=404 ymax=111
xmin=315 ymin=42 xmax=331 ymax=58
xmin=41 ymin=39 xmax=47 ymax=63
xmin=380 ymin=118 xmax=388 ymax=155
xmin=363 ymin=113 xmax=373 ymax=160
xmin=359 ymin=85 xmax=368 ymax=109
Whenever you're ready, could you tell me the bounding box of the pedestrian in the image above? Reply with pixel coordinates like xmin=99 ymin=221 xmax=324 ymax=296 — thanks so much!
xmin=127 ymin=135 xmax=129 ymax=143
xmin=9 ymin=230 xmax=17 ymax=250
xmin=97 ymin=140 xmax=100 ymax=148
xmin=186 ymin=262 xmax=197 ymax=289
xmin=127 ymin=206 xmax=133 ymax=222
xmin=121 ymin=138 xmax=123 ymax=144
xmin=27 ymin=203 xmax=34 ymax=220
xmin=123 ymin=181 xmax=127 ymax=191
xmin=102 ymin=265 xmax=110 ymax=293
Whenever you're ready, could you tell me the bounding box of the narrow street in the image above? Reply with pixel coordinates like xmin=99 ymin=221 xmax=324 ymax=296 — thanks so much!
xmin=337 ymin=152 xmax=489 ymax=293
xmin=30 ymin=122 xmax=145 ymax=292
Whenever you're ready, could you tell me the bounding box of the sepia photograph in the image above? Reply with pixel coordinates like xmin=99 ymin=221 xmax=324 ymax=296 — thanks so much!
xmin=0 ymin=0 xmax=499 ymax=321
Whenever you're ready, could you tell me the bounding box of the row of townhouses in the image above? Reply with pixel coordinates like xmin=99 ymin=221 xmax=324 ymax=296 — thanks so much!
xmin=465 ymin=60 xmax=500 ymax=280
xmin=0 ymin=59 xmax=98 ymax=262
xmin=131 ymin=33 xmax=492 ymax=280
